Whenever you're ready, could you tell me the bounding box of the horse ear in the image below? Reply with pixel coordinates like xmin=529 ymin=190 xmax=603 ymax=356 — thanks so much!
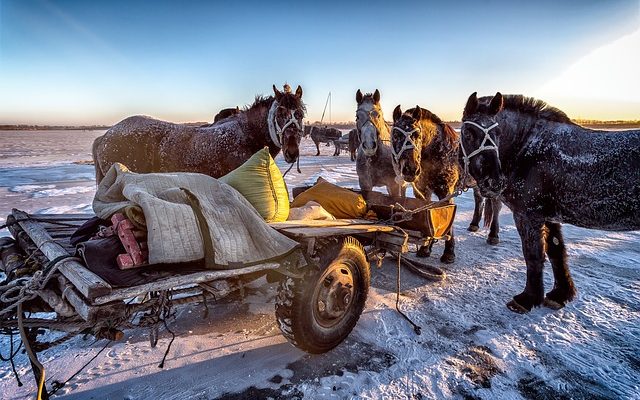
xmin=273 ymin=84 xmax=282 ymax=100
xmin=412 ymin=106 xmax=421 ymax=120
xmin=356 ymin=89 xmax=363 ymax=104
xmin=463 ymin=92 xmax=478 ymax=118
xmin=295 ymin=85 xmax=303 ymax=99
xmin=393 ymin=105 xmax=402 ymax=122
xmin=373 ymin=89 xmax=380 ymax=104
xmin=488 ymin=92 xmax=503 ymax=115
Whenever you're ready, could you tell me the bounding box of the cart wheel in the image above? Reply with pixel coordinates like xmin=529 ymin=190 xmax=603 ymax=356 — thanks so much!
xmin=275 ymin=236 xmax=370 ymax=354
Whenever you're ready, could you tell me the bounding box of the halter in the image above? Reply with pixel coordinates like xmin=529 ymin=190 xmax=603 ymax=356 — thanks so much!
xmin=390 ymin=125 xmax=420 ymax=162
xmin=267 ymin=100 xmax=302 ymax=148
xmin=459 ymin=120 xmax=500 ymax=179
xmin=355 ymin=109 xmax=381 ymax=153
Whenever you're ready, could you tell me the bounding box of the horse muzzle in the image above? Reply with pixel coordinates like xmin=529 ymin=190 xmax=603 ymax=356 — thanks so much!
xmin=477 ymin=176 xmax=506 ymax=198
xmin=283 ymin=149 xmax=298 ymax=163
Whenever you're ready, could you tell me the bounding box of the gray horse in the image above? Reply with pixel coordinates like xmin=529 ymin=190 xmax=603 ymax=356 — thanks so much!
xmin=355 ymin=89 xmax=404 ymax=198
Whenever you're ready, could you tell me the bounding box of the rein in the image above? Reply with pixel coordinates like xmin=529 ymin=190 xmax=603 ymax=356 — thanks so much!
xmin=459 ymin=120 xmax=500 ymax=180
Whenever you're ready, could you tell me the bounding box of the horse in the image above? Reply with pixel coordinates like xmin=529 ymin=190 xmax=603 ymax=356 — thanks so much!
xmin=460 ymin=92 xmax=640 ymax=313
xmin=391 ymin=105 xmax=461 ymax=263
xmin=355 ymin=89 xmax=404 ymax=199
xmin=467 ymin=180 xmax=503 ymax=245
xmin=348 ymin=128 xmax=359 ymax=161
xmin=92 ymin=84 xmax=305 ymax=183
xmin=214 ymin=106 xmax=240 ymax=123
xmin=303 ymin=126 xmax=343 ymax=156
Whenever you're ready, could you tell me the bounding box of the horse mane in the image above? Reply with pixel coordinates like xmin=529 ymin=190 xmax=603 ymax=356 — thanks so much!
xmin=479 ymin=94 xmax=573 ymax=124
xmin=245 ymin=93 xmax=306 ymax=112
xmin=408 ymin=107 xmax=457 ymax=147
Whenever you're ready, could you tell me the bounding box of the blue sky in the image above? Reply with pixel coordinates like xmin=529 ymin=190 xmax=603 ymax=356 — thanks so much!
xmin=0 ymin=0 xmax=638 ymax=125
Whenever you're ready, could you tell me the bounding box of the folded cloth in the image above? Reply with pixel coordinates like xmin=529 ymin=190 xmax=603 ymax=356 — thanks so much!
xmin=92 ymin=163 xmax=300 ymax=267
xmin=287 ymin=201 xmax=335 ymax=221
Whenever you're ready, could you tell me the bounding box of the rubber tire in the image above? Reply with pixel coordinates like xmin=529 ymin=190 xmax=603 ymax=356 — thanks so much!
xmin=275 ymin=236 xmax=370 ymax=354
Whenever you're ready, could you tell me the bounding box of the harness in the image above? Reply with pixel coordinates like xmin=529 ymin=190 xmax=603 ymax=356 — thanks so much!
xmin=459 ymin=120 xmax=500 ymax=178
xmin=390 ymin=125 xmax=420 ymax=162
xmin=267 ymin=100 xmax=302 ymax=148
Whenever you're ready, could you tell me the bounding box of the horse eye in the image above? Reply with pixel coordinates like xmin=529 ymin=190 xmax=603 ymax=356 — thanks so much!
xmin=371 ymin=111 xmax=379 ymax=118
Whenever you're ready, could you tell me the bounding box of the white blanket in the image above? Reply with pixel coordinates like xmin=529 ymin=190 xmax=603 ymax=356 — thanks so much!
xmin=93 ymin=163 xmax=299 ymax=267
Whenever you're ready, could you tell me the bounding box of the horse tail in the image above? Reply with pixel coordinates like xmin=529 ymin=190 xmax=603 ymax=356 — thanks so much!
xmin=483 ymin=197 xmax=494 ymax=228
xmin=92 ymin=135 xmax=105 ymax=185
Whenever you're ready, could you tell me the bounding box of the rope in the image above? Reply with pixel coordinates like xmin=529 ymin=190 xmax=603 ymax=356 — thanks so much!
xmin=17 ymin=303 xmax=46 ymax=400
xmin=48 ymin=340 xmax=111 ymax=396
xmin=0 ymin=255 xmax=79 ymax=317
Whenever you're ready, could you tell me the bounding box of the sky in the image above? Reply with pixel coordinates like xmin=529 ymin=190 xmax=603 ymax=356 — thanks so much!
xmin=0 ymin=0 xmax=638 ymax=125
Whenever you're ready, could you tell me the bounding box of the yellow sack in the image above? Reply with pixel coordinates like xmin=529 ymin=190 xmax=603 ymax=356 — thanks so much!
xmin=220 ymin=147 xmax=290 ymax=222
xmin=291 ymin=178 xmax=367 ymax=219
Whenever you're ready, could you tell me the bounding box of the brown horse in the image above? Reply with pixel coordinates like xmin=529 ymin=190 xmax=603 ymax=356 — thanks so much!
xmin=391 ymin=105 xmax=459 ymax=263
xmin=93 ymin=84 xmax=305 ymax=183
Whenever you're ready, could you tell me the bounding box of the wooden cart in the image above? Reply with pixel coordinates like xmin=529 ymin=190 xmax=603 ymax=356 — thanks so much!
xmin=1 ymin=200 xmax=455 ymax=398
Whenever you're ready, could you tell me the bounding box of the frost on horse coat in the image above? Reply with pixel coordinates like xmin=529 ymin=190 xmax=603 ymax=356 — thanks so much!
xmin=461 ymin=92 xmax=640 ymax=313
xmin=92 ymin=85 xmax=305 ymax=183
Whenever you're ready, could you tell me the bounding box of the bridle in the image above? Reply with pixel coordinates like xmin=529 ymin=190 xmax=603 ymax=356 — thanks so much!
xmin=459 ymin=120 xmax=500 ymax=179
xmin=356 ymin=109 xmax=385 ymax=153
xmin=267 ymin=100 xmax=303 ymax=148
xmin=390 ymin=125 xmax=420 ymax=163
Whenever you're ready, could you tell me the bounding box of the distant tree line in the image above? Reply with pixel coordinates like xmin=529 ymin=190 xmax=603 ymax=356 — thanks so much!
xmin=0 ymin=124 xmax=111 ymax=131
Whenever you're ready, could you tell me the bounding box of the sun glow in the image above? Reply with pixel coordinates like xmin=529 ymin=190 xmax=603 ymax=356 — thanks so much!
xmin=537 ymin=28 xmax=640 ymax=120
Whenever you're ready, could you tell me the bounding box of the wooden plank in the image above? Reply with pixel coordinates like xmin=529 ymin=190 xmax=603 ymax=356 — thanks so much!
xmin=13 ymin=209 xmax=112 ymax=300
xmin=270 ymin=219 xmax=375 ymax=230
xmin=28 ymin=213 xmax=94 ymax=221
xmin=91 ymin=262 xmax=281 ymax=305
xmin=57 ymin=275 xmax=124 ymax=322
xmin=278 ymin=224 xmax=395 ymax=239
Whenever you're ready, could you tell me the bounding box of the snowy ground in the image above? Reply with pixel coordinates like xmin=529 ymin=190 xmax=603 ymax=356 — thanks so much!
xmin=1 ymin=131 xmax=638 ymax=399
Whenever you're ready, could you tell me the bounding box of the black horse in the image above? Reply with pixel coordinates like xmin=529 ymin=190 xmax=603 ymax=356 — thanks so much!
xmin=461 ymin=92 xmax=640 ymax=313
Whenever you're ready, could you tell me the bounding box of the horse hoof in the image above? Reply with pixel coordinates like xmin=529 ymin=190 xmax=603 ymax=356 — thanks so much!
xmin=468 ymin=225 xmax=479 ymax=232
xmin=506 ymin=299 xmax=530 ymax=314
xmin=487 ymin=236 xmax=500 ymax=246
xmin=416 ymin=247 xmax=431 ymax=258
xmin=543 ymin=297 xmax=565 ymax=310
xmin=440 ymin=253 xmax=455 ymax=264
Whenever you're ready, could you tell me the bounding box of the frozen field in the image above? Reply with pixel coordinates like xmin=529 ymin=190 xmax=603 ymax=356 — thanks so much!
xmin=0 ymin=130 xmax=638 ymax=399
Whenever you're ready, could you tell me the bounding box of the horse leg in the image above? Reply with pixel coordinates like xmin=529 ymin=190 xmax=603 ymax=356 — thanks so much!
xmin=436 ymin=189 xmax=455 ymax=264
xmin=487 ymin=199 xmax=502 ymax=245
xmin=333 ymin=141 xmax=339 ymax=156
xmin=468 ymin=188 xmax=484 ymax=232
xmin=543 ymin=222 xmax=576 ymax=309
xmin=508 ymin=213 xmax=546 ymax=313
xmin=314 ymin=139 xmax=320 ymax=156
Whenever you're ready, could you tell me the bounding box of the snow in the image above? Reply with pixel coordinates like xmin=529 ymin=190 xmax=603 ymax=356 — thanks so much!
xmin=1 ymin=131 xmax=638 ymax=399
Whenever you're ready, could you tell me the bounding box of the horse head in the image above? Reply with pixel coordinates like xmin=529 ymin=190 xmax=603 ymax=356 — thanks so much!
xmin=460 ymin=92 xmax=507 ymax=197
xmin=269 ymin=84 xmax=305 ymax=163
xmin=355 ymin=89 xmax=387 ymax=157
xmin=391 ymin=105 xmax=425 ymax=182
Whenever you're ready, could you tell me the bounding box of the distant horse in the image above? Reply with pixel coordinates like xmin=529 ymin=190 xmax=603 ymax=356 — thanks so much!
xmin=93 ymin=84 xmax=305 ymax=183
xmin=333 ymin=133 xmax=351 ymax=157
xmin=391 ymin=105 xmax=461 ymax=263
xmin=214 ymin=106 xmax=240 ymax=123
xmin=304 ymin=126 xmax=343 ymax=156
xmin=460 ymin=92 xmax=640 ymax=312
xmin=355 ymin=89 xmax=404 ymax=198
xmin=199 ymin=106 xmax=241 ymax=127
xmin=348 ymin=128 xmax=359 ymax=161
